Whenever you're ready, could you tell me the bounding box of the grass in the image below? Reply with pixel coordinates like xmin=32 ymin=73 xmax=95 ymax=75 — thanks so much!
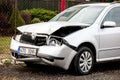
xmin=0 ymin=36 xmax=11 ymax=54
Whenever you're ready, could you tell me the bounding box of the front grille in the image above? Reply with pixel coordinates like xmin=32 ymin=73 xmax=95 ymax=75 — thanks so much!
xmin=20 ymin=34 xmax=47 ymax=46
xmin=35 ymin=36 xmax=47 ymax=46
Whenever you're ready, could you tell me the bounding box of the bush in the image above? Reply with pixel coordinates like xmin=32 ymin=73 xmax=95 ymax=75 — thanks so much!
xmin=23 ymin=8 xmax=57 ymax=22
xmin=31 ymin=18 xmax=41 ymax=23
xmin=21 ymin=11 xmax=32 ymax=24
xmin=0 ymin=13 xmax=10 ymax=35
xmin=0 ymin=13 xmax=9 ymax=28
xmin=9 ymin=5 xmax=25 ymax=33
xmin=0 ymin=0 xmax=12 ymax=18
xmin=0 ymin=0 xmax=13 ymax=35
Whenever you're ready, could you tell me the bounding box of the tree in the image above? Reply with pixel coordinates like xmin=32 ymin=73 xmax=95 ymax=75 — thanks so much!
xmin=8 ymin=0 xmax=25 ymax=33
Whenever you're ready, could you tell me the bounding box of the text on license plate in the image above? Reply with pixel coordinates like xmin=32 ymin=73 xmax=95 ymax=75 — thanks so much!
xmin=18 ymin=47 xmax=37 ymax=55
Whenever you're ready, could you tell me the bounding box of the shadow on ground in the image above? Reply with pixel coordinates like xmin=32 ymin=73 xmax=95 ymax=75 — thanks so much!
xmin=1 ymin=61 xmax=120 ymax=80
xmin=16 ymin=61 xmax=120 ymax=75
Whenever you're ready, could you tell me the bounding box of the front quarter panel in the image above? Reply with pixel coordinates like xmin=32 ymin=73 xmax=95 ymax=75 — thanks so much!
xmin=64 ymin=26 xmax=99 ymax=59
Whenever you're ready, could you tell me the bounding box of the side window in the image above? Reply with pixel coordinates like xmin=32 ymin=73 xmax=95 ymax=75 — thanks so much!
xmin=103 ymin=7 xmax=120 ymax=27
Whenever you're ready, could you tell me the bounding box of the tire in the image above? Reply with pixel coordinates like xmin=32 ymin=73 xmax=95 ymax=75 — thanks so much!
xmin=73 ymin=46 xmax=94 ymax=75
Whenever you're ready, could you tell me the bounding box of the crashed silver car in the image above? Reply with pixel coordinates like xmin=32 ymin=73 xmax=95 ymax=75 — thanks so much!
xmin=10 ymin=3 xmax=120 ymax=74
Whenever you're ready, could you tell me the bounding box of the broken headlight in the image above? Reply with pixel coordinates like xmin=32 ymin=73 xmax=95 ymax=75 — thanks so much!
xmin=47 ymin=37 xmax=63 ymax=46
xmin=13 ymin=30 xmax=22 ymax=42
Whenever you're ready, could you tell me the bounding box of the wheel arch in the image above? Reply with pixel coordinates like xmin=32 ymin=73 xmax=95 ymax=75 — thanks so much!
xmin=68 ymin=42 xmax=97 ymax=73
xmin=76 ymin=42 xmax=97 ymax=62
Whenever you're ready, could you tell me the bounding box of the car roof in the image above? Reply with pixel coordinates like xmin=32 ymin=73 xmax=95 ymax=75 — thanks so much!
xmin=83 ymin=3 xmax=110 ymax=6
xmin=74 ymin=3 xmax=120 ymax=7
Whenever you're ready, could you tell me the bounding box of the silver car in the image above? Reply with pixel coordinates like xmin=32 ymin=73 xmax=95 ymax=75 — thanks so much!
xmin=10 ymin=3 xmax=120 ymax=75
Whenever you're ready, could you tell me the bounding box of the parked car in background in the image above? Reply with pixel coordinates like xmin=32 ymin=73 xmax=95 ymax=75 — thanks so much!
xmin=10 ymin=3 xmax=120 ymax=75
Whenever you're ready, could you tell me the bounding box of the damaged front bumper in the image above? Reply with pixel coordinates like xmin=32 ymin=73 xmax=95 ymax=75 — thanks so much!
xmin=10 ymin=38 xmax=77 ymax=70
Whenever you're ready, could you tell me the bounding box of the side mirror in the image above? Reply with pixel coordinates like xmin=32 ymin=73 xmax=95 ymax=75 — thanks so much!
xmin=101 ymin=21 xmax=116 ymax=29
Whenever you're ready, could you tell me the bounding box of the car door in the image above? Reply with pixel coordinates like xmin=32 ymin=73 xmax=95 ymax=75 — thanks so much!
xmin=99 ymin=6 xmax=120 ymax=61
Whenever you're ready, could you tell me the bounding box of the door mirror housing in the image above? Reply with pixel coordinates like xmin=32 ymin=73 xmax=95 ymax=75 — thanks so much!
xmin=101 ymin=21 xmax=116 ymax=28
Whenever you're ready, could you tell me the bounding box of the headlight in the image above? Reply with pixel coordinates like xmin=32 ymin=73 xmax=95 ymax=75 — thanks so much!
xmin=13 ymin=34 xmax=22 ymax=42
xmin=13 ymin=30 xmax=22 ymax=42
xmin=47 ymin=37 xmax=62 ymax=46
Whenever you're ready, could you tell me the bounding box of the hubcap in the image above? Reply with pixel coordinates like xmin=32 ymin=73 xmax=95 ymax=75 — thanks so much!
xmin=79 ymin=51 xmax=92 ymax=73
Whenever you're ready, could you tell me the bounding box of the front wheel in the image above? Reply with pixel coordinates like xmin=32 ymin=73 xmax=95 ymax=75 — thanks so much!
xmin=73 ymin=47 xmax=94 ymax=75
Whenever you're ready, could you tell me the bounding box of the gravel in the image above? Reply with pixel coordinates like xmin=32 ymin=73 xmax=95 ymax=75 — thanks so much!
xmin=0 ymin=61 xmax=120 ymax=80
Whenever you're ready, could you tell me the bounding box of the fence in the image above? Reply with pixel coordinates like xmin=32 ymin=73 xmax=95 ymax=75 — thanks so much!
xmin=17 ymin=0 xmax=82 ymax=12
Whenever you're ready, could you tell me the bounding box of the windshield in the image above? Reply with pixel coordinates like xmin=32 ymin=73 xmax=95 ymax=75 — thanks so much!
xmin=49 ymin=6 xmax=105 ymax=25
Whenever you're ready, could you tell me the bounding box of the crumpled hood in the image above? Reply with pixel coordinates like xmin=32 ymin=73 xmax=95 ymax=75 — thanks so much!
xmin=17 ymin=21 xmax=88 ymax=34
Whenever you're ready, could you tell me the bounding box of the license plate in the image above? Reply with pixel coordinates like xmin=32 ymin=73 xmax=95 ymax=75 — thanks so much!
xmin=18 ymin=47 xmax=37 ymax=55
